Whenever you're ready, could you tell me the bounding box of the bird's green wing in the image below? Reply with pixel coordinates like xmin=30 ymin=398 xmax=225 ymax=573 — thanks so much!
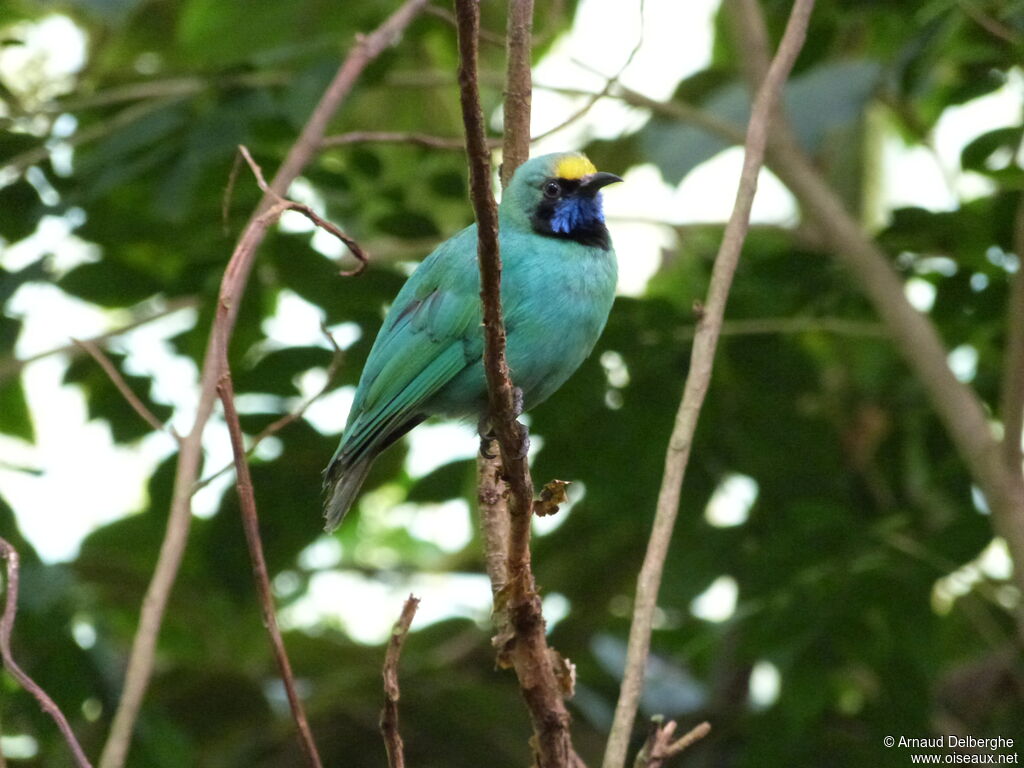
xmin=332 ymin=226 xmax=481 ymax=467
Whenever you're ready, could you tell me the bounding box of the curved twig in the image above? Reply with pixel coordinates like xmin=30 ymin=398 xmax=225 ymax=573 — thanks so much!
xmin=0 ymin=297 xmax=199 ymax=386
xmin=96 ymin=4 xmax=429 ymax=766
xmin=237 ymin=145 xmax=369 ymax=275
xmin=216 ymin=372 xmax=323 ymax=767
xmin=0 ymin=538 xmax=93 ymax=768
xmin=71 ymin=338 xmax=182 ymax=442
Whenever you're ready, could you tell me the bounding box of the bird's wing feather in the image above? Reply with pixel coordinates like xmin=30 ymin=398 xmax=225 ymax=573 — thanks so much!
xmin=334 ymin=226 xmax=480 ymax=464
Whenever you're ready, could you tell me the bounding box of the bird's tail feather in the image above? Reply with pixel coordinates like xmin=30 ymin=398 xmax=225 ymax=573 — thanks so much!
xmin=323 ymin=456 xmax=374 ymax=533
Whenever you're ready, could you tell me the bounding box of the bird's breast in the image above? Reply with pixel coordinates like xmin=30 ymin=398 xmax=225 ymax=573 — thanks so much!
xmin=502 ymin=241 xmax=617 ymax=408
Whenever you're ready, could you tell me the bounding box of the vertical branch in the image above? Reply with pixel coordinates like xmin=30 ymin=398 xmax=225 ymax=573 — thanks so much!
xmin=601 ymin=2 xmax=816 ymax=767
xmin=216 ymin=373 xmax=324 ymax=768
xmin=501 ymin=0 xmax=534 ymax=187
xmin=97 ymin=4 xmax=428 ymax=767
xmin=380 ymin=595 xmax=420 ymax=768
xmin=0 ymin=538 xmax=93 ymax=768
xmin=207 ymin=145 xmax=365 ymax=767
xmin=477 ymin=452 xmax=511 ymax=595
xmin=454 ymin=1 xmax=581 ymax=766
xmin=479 ymin=0 xmax=536 ymax=602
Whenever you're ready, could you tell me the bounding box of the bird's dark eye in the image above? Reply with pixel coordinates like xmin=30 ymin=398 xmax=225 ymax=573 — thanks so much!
xmin=543 ymin=180 xmax=561 ymax=199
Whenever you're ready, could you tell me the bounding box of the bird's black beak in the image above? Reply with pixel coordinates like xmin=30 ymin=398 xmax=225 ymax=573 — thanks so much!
xmin=578 ymin=171 xmax=623 ymax=197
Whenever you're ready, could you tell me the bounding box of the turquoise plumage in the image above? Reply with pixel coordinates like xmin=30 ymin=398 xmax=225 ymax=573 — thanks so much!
xmin=323 ymin=152 xmax=621 ymax=530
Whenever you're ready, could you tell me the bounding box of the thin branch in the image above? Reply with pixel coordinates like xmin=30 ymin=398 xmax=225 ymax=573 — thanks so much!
xmin=633 ymin=720 xmax=711 ymax=768
xmin=0 ymin=297 xmax=199 ymax=385
xmin=216 ymin=372 xmax=323 ymax=768
xmin=604 ymin=81 xmax=747 ymax=147
xmin=237 ymin=146 xmax=369 ymax=275
xmin=71 ymin=338 xmax=181 ymax=442
xmin=380 ymin=595 xmax=420 ymax=768
xmin=679 ymin=316 xmax=888 ymax=341
xmin=222 ymin=149 xmax=244 ymax=236
xmin=0 ymin=537 xmax=93 ymax=768
xmin=193 ymin=324 xmax=346 ymax=493
xmin=425 ymin=4 xmax=506 ymax=46
xmin=204 ymin=144 xmax=370 ymax=768
xmin=3 ymin=96 xmax=183 ymax=180
xmin=97 ymin=4 xmax=428 ymax=766
xmin=322 ymin=130 xmax=478 ymax=151
xmin=1000 ymin=195 xmax=1024 ymax=472
xmin=455 ymin=2 xmax=582 ymax=767
xmin=532 ymin=9 xmax=645 ymax=145
xmin=956 ymin=0 xmax=1021 ymax=45
xmin=476 ymin=451 xmax=511 ymax=596
xmin=500 ymin=0 xmax=534 ymax=187
xmin=602 ymin=3 xmax=816 ymax=767
xmin=35 ymin=71 xmax=290 ymax=114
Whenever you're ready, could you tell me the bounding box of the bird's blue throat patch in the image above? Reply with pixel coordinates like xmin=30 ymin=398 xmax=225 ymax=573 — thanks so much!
xmin=550 ymin=195 xmax=605 ymax=236
xmin=531 ymin=180 xmax=612 ymax=250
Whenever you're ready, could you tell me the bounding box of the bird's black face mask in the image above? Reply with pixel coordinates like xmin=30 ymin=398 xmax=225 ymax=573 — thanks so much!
xmin=531 ymin=171 xmax=622 ymax=250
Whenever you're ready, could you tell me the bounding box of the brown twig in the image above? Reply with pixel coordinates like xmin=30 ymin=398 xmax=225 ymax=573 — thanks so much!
xmin=0 ymin=297 xmax=198 ymax=385
xmin=426 ymin=3 xmax=506 ymax=46
xmin=237 ymin=145 xmax=369 ymax=275
xmin=0 ymin=538 xmax=93 ymax=768
xmin=679 ymin=316 xmax=888 ymax=341
xmin=601 ymin=2 xmax=816 ymax=767
xmin=215 ymin=373 xmax=323 ymax=767
xmin=97 ymin=4 xmax=428 ymax=766
xmin=205 ymin=145 xmax=372 ymax=768
xmin=633 ymin=720 xmax=711 ymax=768
xmin=603 ymin=82 xmax=747 ymax=147
xmin=455 ymin=2 xmax=581 ymax=767
xmin=956 ymin=0 xmax=1021 ymax=45
xmin=500 ymin=0 xmax=534 ymax=187
xmin=222 ymin=149 xmax=244 ymax=235
xmin=476 ymin=451 xmax=511 ymax=596
xmin=71 ymin=338 xmax=182 ymax=441
xmin=3 ymin=97 xmax=183 ymax=180
xmin=193 ymin=323 xmax=346 ymax=493
xmin=533 ymin=9 xmax=644 ymax=145
xmin=35 ymin=71 xmax=290 ymax=114
xmin=322 ymin=130 xmax=477 ymax=151
xmin=380 ymin=595 xmax=420 ymax=768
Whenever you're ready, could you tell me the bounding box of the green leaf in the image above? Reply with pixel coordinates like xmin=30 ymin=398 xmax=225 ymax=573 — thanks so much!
xmin=60 ymin=259 xmax=164 ymax=307
xmin=0 ymin=375 xmax=32 ymax=441
xmin=640 ymin=59 xmax=882 ymax=185
xmin=0 ymin=178 xmax=45 ymax=242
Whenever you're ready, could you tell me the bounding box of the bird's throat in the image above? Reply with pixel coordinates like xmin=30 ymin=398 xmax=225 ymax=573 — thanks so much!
xmin=531 ymin=195 xmax=611 ymax=250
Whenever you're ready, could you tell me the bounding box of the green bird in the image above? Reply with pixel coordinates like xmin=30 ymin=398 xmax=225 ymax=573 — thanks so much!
xmin=323 ymin=151 xmax=621 ymax=530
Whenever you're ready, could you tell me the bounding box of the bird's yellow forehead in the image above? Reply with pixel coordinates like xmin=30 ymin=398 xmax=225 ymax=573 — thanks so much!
xmin=554 ymin=155 xmax=597 ymax=180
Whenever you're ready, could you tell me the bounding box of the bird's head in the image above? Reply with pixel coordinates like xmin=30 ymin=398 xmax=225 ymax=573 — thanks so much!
xmin=501 ymin=152 xmax=622 ymax=250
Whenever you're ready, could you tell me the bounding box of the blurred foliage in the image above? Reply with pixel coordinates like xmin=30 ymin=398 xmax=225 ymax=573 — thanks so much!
xmin=2 ymin=0 xmax=1024 ymax=766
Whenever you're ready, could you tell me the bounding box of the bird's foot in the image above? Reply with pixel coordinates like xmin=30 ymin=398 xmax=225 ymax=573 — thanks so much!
xmin=512 ymin=422 xmax=530 ymax=460
xmin=477 ymin=417 xmax=529 ymax=461
xmin=512 ymin=386 xmax=525 ymax=419
xmin=478 ymin=416 xmax=498 ymax=459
